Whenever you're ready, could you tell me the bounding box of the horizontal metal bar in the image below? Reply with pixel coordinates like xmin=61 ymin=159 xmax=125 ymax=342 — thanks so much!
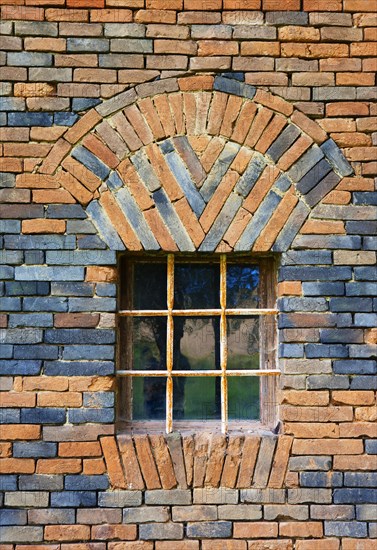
xmin=117 ymin=370 xmax=281 ymax=377
xmin=118 ymin=308 xmax=278 ymax=317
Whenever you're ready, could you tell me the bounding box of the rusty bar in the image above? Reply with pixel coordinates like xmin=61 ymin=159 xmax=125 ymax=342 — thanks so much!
xmin=220 ymin=254 xmax=228 ymax=434
xmin=118 ymin=308 xmax=278 ymax=316
xmin=166 ymin=254 xmax=174 ymax=434
xmin=117 ymin=370 xmax=281 ymax=377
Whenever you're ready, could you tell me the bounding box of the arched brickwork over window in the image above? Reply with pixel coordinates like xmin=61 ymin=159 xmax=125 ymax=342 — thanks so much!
xmin=31 ymin=74 xmax=353 ymax=252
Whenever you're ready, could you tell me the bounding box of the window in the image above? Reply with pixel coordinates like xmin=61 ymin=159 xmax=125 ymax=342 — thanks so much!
xmin=117 ymin=254 xmax=279 ymax=433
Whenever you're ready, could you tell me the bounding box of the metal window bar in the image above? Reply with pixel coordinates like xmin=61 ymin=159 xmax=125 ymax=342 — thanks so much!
xmin=117 ymin=253 xmax=280 ymax=434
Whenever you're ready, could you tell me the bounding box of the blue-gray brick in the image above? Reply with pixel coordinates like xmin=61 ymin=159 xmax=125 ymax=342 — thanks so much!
xmin=15 ymin=266 xmax=83 ymax=282
xmin=365 ymin=440 xmax=377 ymax=455
xmin=5 ymin=282 xmax=50 ymax=296
xmin=72 ymin=146 xmax=110 ymax=180
xmin=7 ymin=52 xmax=52 ymax=67
xmin=44 ymin=361 xmax=114 ymax=376
xmin=68 ymin=298 xmax=116 ymax=313
xmin=0 ymin=510 xmax=27 ymax=526
xmin=0 ymin=298 xmax=21 ymax=311
xmin=68 ymin=408 xmax=114 ymax=423
xmin=45 ymin=329 xmax=115 ymax=345
xmin=8 ymin=113 xmax=53 ymax=127
xmin=186 ymin=521 xmax=232 ymax=538
xmin=65 ymin=475 xmax=109 ymax=491
xmin=51 ymin=282 xmax=94 ymax=297
xmin=333 ymin=360 xmax=376 ymax=375
xmin=47 ymin=204 xmax=86 ymax=219
xmin=300 ymin=472 xmax=342 ymax=488
xmin=307 ymin=374 xmax=349 ymax=390
xmin=334 ymin=488 xmax=377 ymax=504
xmin=303 ymin=282 xmax=344 ymax=296
xmin=0 ymin=526 xmax=43 ymax=543
xmin=305 ymin=344 xmax=348 ymax=358
xmin=28 ymin=508 xmax=75 ymax=525
xmin=67 ymin=38 xmax=109 ymax=52
xmin=50 ymin=491 xmax=96 ymax=507
xmin=62 ymin=345 xmax=114 ymax=360
xmin=350 ymin=376 xmax=377 ymax=390
xmin=19 ymin=475 xmax=63 ymax=491
xmin=13 ymin=442 xmax=57 ymax=458
xmin=83 ymin=392 xmax=114 ymax=408
xmin=320 ymin=329 xmax=363 ymax=344
xmin=0 ymin=360 xmax=41 ymax=375
xmin=325 ymin=521 xmax=367 ymax=538
xmin=86 ymin=200 xmax=125 ymax=251
xmin=21 ymin=408 xmax=65 ymax=424
xmin=267 ymin=124 xmax=301 ymax=163
xmin=279 ymin=266 xmax=352 ymax=282
xmin=214 ymin=76 xmax=256 ymax=99
xmin=140 ymin=523 xmax=184 ymax=540
xmin=153 ymin=188 xmax=195 ymax=251
xmin=321 ymin=138 xmax=353 ymax=177
xmin=13 ymin=346 xmax=58 ymax=360
xmin=344 ymin=473 xmax=377 ymax=487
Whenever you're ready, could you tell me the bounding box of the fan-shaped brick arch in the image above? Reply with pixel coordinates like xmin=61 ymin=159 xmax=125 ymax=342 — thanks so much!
xmin=34 ymin=75 xmax=353 ymax=253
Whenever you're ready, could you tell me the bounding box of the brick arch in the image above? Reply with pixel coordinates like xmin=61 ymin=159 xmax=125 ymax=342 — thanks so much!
xmin=35 ymin=75 xmax=353 ymax=253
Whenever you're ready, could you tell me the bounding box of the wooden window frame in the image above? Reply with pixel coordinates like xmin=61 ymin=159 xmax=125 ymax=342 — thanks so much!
xmin=117 ymin=253 xmax=279 ymax=434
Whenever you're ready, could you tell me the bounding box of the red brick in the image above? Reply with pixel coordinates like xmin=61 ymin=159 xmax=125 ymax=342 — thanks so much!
xmin=207 ymin=92 xmax=228 ymax=135
xmin=36 ymin=459 xmax=82 ymax=474
xmin=0 ymin=392 xmax=36 ymax=408
xmin=54 ymin=313 xmax=99 ymax=328
xmin=300 ymin=219 xmax=345 ymax=234
xmin=0 ymin=443 xmax=12 ymax=458
xmin=303 ymin=0 xmax=341 ymax=9
xmin=38 ymin=392 xmax=82 ymax=407
xmin=155 ymin=93 xmax=176 ymax=136
xmin=45 ymin=525 xmax=91 ymax=542
xmin=351 ymin=42 xmax=377 ymax=56
xmin=100 ymin=436 xmax=127 ymax=489
xmin=83 ymin=458 xmax=106 ymax=475
xmin=100 ymin=190 xmax=142 ymax=250
xmin=16 ymin=173 xmax=60 ymax=189
xmin=337 ymin=72 xmax=376 ymax=86
xmin=32 ymin=189 xmax=75 ymax=204
xmin=86 ymin=266 xmax=117 ymax=282
xmin=144 ymin=208 xmax=178 ymax=251
xmin=91 ymin=524 xmax=137 ymax=541
xmin=40 ymin=138 xmax=71 ymax=175
xmin=82 ymin=134 xmax=120 ymax=169
xmin=22 ymin=219 xmax=66 ymax=234
xmin=174 ymin=197 xmax=206 ymax=248
xmin=0 ymin=458 xmax=35 ymax=473
xmin=326 ymin=102 xmax=369 ymax=117
xmin=134 ymin=435 xmax=161 ymax=490
xmin=234 ymin=522 xmax=278 ymax=538
xmin=65 ymin=109 xmax=102 ymax=145
xmin=221 ymin=95 xmax=243 ymax=138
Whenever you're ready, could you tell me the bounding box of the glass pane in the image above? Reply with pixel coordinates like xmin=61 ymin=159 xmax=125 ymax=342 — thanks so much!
xmin=173 ymin=376 xmax=221 ymax=421
xmin=132 ymin=376 xmax=166 ymax=420
xmin=174 ymin=263 xmax=220 ymax=309
xmin=173 ymin=317 xmax=220 ymax=371
xmin=132 ymin=317 xmax=167 ymax=370
xmin=228 ymin=377 xmax=259 ymax=421
xmin=227 ymin=316 xmax=259 ymax=370
xmin=133 ymin=262 xmax=167 ymax=310
xmin=227 ymin=265 xmax=259 ymax=308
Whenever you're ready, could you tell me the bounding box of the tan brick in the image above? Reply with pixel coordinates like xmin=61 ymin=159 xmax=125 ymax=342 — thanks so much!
xmin=135 ymin=9 xmax=177 ymax=24
xmin=246 ymin=72 xmax=289 ymax=86
xmin=282 ymin=43 xmax=348 ymax=58
xmin=279 ymin=522 xmax=323 ymax=538
xmin=200 ymin=171 xmax=239 ymax=233
xmin=39 ymin=138 xmax=72 ymax=176
xmin=22 ymin=219 xmax=66 ymax=234
xmin=279 ymin=26 xmax=320 ymax=42
xmin=178 ymin=75 xmax=214 ymax=91
xmin=0 ymin=458 xmax=35 ymax=474
xmin=234 ymin=522 xmax=278 ymax=538
xmin=303 ymin=0 xmax=341 ymax=9
xmin=82 ymin=134 xmax=120 ymax=169
xmin=264 ymin=0 xmax=300 ymax=7
xmin=117 ymin=436 xmax=144 ymax=491
xmin=90 ymin=9 xmax=132 ymax=22
xmin=355 ymin=406 xmax=377 ymax=422
xmin=155 ymin=93 xmax=176 ymax=136
xmin=144 ymin=208 xmax=178 ymax=252
xmin=0 ymin=158 xmax=23 ymax=173
xmin=65 ymin=109 xmax=102 ymax=145
xmin=296 ymin=538 xmax=339 ymax=549
xmin=284 ymin=423 xmax=339 ymax=439
xmin=16 ymin=173 xmax=60 ymax=189
xmin=207 ymin=92 xmax=228 ymax=135
xmin=62 ymin=156 xmax=101 ymax=193
xmin=334 ymin=250 xmax=376 ymax=265
xmin=339 ymin=422 xmax=377 ymax=438
xmin=0 ymin=314 xmax=7 ymax=329
xmin=14 ymin=83 xmax=56 ymax=97
xmin=124 ymin=104 xmax=154 ymax=146
xmin=248 ymin=542 xmax=292 ymax=550
xmin=333 ymin=391 xmax=375 ymax=406
xmin=282 ymin=391 xmax=329 ymax=406
xmin=245 ymin=108 xmax=274 ymax=148
xmin=23 ymin=377 xmax=69 ymax=392
xmin=54 ymin=313 xmax=99 ymax=328
xmin=268 ymin=436 xmax=293 ymax=489
xmin=337 ymin=72 xmax=376 ymax=86
xmin=174 ymin=197 xmax=206 ymax=248
xmin=100 ymin=436 xmax=126 ymax=489
xmin=292 ymin=72 xmax=334 ymax=86
xmin=38 ymin=392 xmax=82 ymax=407
xmin=220 ymin=95 xmax=243 ymax=138
xmin=1 ymin=6 xmax=44 ymax=20
xmin=224 ymin=0 xmax=260 ymax=7
xmin=69 ymin=376 xmax=115 ymax=392
xmin=300 ymin=220 xmax=345 ymax=234
xmin=86 ymin=266 xmax=117 ymax=282
xmin=241 ymin=42 xmax=280 ymax=56
xmin=108 ymin=542 xmax=153 ymax=550
xmin=45 ymin=525 xmax=90 ymax=542
xmin=292 ymin=439 xmax=363 ymax=456
xmin=334 ymin=455 xmax=377 ymax=471
xmin=36 ymin=459 xmax=82 ymax=474
xmin=0 ymin=424 xmax=41 ymax=441
xmin=0 ymin=392 xmax=36 ymax=408
xmin=157 ymin=542 xmax=200 ymax=550
xmin=319 ymin=118 xmax=356 ymax=133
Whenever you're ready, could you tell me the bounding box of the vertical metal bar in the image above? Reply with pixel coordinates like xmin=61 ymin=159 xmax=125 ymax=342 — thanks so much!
xmin=166 ymin=254 xmax=174 ymax=434
xmin=220 ymin=254 xmax=228 ymax=434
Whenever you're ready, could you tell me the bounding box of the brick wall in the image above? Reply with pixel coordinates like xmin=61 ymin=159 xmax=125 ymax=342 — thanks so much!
xmin=0 ymin=1 xmax=376 ymax=548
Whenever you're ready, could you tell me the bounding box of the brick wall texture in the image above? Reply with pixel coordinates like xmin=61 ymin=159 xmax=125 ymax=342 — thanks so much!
xmin=0 ymin=0 xmax=377 ymax=548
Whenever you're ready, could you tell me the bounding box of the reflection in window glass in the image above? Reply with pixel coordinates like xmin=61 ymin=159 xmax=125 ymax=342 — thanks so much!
xmin=173 ymin=376 xmax=221 ymax=421
xmin=227 ymin=265 xmax=259 ymax=308
xmin=133 ymin=377 xmax=166 ymax=420
xmin=132 ymin=317 xmax=167 ymax=370
xmin=228 ymin=377 xmax=259 ymax=421
xmin=227 ymin=316 xmax=259 ymax=370
xmin=133 ymin=262 xmax=167 ymax=309
xmin=174 ymin=263 xmax=220 ymax=309
xmin=173 ymin=317 xmax=220 ymax=371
